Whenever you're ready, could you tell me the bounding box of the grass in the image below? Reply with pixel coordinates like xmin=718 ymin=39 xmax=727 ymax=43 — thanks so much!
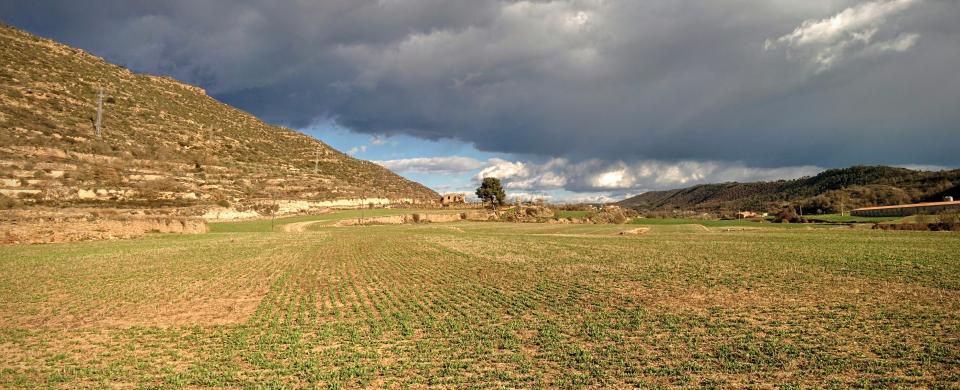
xmin=1 ymin=215 xmax=959 ymax=387
xmin=208 ymin=208 xmax=427 ymax=233
xmin=805 ymin=214 xmax=900 ymax=223
xmin=556 ymin=210 xmax=592 ymax=218
xmin=629 ymin=217 xmax=831 ymax=228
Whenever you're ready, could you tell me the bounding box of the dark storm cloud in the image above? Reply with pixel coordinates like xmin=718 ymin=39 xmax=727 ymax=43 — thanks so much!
xmin=3 ymin=0 xmax=959 ymax=168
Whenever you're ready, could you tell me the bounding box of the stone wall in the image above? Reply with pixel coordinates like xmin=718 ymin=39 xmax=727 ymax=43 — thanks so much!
xmin=1 ymin=210 xmax=207 ymax=244
xmin=335 ymin=211 xmax=492 ymax=226
xmin=201 ymin=198 xmax=425 ymax=221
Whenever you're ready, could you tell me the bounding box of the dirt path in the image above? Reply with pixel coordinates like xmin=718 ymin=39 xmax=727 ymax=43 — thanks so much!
xmin=618 ymin=227 xmax=650 ymax=235
xmin=281 ymin=220 xmax=327 ymax=232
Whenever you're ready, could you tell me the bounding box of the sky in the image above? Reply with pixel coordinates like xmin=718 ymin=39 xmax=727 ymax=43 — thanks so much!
xmin=3 ymin=0 xmax=958 ymax=202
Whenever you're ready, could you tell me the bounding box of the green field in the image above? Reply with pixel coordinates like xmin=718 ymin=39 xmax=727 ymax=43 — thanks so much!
xmin=804 ymin=214 xmax=901 ymax=223
xmin=629 ymin=217 xmax=825 ymax=228
xmin=208 ymin=208 xmax=432 ymax=233
xmin=555 ymin=210 xmax=593 ymax=219
xmin=1 ymin=214 xmax=959 ymax=388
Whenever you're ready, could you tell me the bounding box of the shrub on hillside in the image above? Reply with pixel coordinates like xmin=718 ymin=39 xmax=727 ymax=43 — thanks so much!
xmin=135 ymin=178 xmax=185 ymax=199
xmin=91 ymin=165 xmax=122 ymax=185
xmin=0 ymin=194 xmax=19 ymax=209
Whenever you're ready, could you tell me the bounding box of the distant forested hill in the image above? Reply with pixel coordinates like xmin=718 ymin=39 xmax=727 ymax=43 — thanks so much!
xmin=617 ymin=166 xmax=960 ymax=214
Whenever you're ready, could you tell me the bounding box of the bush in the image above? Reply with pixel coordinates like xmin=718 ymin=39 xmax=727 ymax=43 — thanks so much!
xmin=934 ymin=210 xmax=960 ymax=231
xmin=0 ymin=194 xmax=18 ymax=209
xmin=135 ymin=178 xmax=185 ymax=199
xmin=938 ymin=210 xmax=960 ymax=225
xmin=774 ymin=207 xmax=803 ymax=223
xmin=874 ymin=222 xmax=960 ymax=232
xmin=252 ymin=203 xmax=279 ymax=216
xmin=589 ymin=208 xmax=636 ymax=224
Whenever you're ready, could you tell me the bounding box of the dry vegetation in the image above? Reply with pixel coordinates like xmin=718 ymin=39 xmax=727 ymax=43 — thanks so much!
xmin=1 ymin=213 xmax=958 ymax=388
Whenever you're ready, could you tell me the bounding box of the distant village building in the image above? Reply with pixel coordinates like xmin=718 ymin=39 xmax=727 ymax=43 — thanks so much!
xmin=851 ymin=199 xmax=960 ymax=217
xmin=440 ymin=193 xmax=465 ymax=206
xmin=736 ymin=211 xmax=761 ymax=219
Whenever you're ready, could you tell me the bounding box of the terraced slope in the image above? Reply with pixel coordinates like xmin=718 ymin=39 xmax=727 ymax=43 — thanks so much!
xmin=0 ymin=24 xmax=437 ymax=209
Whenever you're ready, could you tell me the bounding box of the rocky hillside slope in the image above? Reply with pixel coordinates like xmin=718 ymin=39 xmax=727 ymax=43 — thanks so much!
xmin=618 ymin=166 xmax=960 ymax=214
xmin=0 ymin=24 xmax=437 ymax=211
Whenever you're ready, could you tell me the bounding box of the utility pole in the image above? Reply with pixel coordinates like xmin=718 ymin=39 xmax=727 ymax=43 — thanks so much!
xmin=314 ymin=145 xmax=320 ymax=174
xmin=94 ymin=85 xmax=104 ymax=138
xmin=270 ymin=192 xmax=276 ymax=232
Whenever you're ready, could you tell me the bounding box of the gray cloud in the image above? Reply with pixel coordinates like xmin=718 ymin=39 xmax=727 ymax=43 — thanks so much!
xmin=376 ymin=155 xmax=822 ymax=198
xmin=473 ymin=157 xmax=822 ymax=196
xmin=3 ymin=0 xmax=959 ymax=169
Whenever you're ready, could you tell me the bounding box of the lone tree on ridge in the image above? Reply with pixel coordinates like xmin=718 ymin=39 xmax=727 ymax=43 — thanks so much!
xmin=476 ymin=177 xmax=506 ymax=209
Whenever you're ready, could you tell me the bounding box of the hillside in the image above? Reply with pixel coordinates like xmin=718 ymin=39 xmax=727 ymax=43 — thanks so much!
xmin=0 ymin=24 xmax=438 ymax=211
xmin=617 ymin=166 xmax=960 ymax=214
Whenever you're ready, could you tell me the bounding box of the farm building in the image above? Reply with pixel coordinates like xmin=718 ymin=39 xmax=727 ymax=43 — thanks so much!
xmin=851 ymin=199 xmax=960 ymax=217
xmin=440 ymin=193 xmax=465 ymax=206
xmin=736 ymin=211 xmax=764 ymax=219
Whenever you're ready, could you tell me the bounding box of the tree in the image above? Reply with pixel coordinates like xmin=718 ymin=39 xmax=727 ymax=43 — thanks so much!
xmin=476 ymin=177 xmax=506 ymax=209
xmin=774 ymin=206 xmax=802 ymax=223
